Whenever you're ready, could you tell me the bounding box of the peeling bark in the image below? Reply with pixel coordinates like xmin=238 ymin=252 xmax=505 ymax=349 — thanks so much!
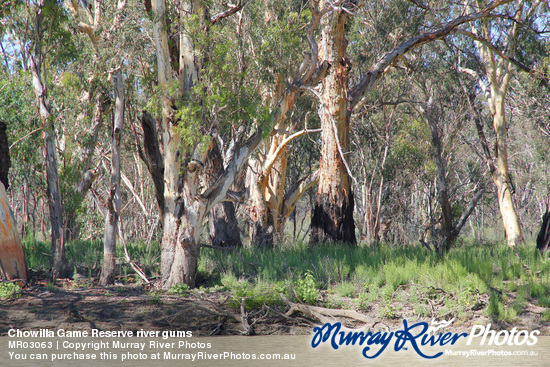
xmin=310 ymin=4 xmax=356 ymax=245
xmin=0 ymin=182 xmax=28 ymax=282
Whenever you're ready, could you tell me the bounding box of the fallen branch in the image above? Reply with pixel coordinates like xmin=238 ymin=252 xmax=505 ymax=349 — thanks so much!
xmin=117 ymin=226 xmax=150 ymax=284
xmin=281 ymin=294 xmax=374 ymax=326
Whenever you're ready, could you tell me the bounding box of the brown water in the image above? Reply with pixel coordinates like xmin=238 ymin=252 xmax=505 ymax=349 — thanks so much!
xmin=1 ymin=335 xmax=549 ymax=366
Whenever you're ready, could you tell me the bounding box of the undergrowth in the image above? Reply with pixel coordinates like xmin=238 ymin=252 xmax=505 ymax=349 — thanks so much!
xmin=21 ymin=238 xmax=550 ymax=322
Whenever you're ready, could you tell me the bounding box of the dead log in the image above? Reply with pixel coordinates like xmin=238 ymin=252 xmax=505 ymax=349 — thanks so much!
xmin=281 ymin=294 xmax=374 ymax=326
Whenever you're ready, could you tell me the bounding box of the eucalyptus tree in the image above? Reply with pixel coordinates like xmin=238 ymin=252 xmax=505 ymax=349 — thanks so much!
xmin=146 ymin=0 xmax=334 ymax=287
xmin=244 ymin=1 xmax=327 ymax=248
xmin=23 ymin=0 xmax=75 ymax=277
xmin=449 ymin=0 xmax=549 ymax=247
xmin=453 ymin=0 xmax=544 ymax=247
xmin=147 ymin=0 xmax=263 ymax=288
xmin=309 ymin=0 xmax=514 ymax=245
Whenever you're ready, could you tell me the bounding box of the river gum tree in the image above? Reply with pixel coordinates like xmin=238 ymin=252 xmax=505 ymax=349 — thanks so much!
xmin=459 ymin=0 xmax=543 ymax=247
xmin=148 ymin=0 xmax=334 ymax=286
xmin=309 ymin=0 xmax=517 ymax=245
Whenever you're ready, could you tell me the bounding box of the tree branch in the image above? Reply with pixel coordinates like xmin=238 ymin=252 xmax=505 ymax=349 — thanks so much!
xmin=260 ymin=127 xmax=321 ymax=179
xmin=457 ymin=29 xmax=550 ymax=91
xmin=282 ymin=169 xmax=320 ymax=219
xmin=348 ymin=0 xmax=513 ymax=110
xmin=210 ymin=0 xmax=256 ymax=25
xmin=450 ymin=184 xmax=486 ymax=240
xmin=203 ymin=128 xmax=262 ymax=210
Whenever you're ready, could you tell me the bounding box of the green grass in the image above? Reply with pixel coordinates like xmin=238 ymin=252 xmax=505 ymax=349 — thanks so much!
xmin=22 ymin=238 xmax=161 ymax=277
xmin=0 ymin=282 xmax=21 ymax=299
xmin=198 ymin=241 xmax=550 ymax=321
xmin=21 ymin=238 xmax=550 ymax=322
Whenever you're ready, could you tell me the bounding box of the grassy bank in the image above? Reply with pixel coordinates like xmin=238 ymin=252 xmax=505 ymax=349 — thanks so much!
xmin=18 ymin=238 xmax=550 ymax=324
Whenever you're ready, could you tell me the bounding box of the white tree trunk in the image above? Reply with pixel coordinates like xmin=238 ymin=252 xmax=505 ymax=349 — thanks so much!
xmin=101 ymin=72 xmax=124 ymax=285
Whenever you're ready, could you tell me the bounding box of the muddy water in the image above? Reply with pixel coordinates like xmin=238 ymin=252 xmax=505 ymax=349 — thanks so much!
xmin=1 ymin=334 xmax=549 ymax=366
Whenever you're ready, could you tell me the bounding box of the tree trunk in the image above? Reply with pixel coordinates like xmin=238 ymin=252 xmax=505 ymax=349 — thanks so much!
xmin=310 ymin=7 xmax=356 ymax=245
xmin=0 ymin=123 xmax=27 ymax=281
xmin=424 ymin=100 xmax=454 ymax=250
xmin=205 ymin=142 xmax=242 ymax=247
xmin=248 ymin=152 xmax=285 ymax=248
xmin=0 ymin=182 xmax=28 ymax=281
xmin=0 ymin=121 xmax=10 ymax=190
xmin=101 ymin=72 xmax=124 ymax=285
xmin=536 ymin=189 xmax=550 ymax=253
xmin=139 ymin=111 xmax=164 ymax=222
xmin=28 ymin=2 xmax=67 ymax=278
xmin=490 ymin=93 xmax=523 ymax=247
xmin=43 ymin=121 xmax=67 ymax=278
xmin=161 ymin=130 xmax=261 ymax=288
xmin=470 ymin=0 xmax=526 ymax=247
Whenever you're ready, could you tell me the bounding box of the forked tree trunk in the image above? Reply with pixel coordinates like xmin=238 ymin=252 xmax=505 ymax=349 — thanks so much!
xmin=424 ymin=97 xmax=486 ymax=251
xmin=310 ymin=6 xmax=356 ymax=245
xmin=101 ymin=72 xmax=124 ymax=285
xmin=205 ymin=143 xmax=242 ymax=247
xmin=248 ymin=152 xmax=286 ymax=248
xmin=161 ymin=132 xmax=261 ymax=288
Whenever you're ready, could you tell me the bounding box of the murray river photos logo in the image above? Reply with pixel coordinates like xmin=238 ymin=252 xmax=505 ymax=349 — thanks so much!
xmin=310 ymin=319 xmax=539 ymax=359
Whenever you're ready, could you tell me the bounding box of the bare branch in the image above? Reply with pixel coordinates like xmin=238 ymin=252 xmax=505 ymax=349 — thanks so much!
xmin=260 ymin=127 xmax=321 ymax=179
xmin=203 ymin=128 xmax=262 ymax=209
xmin=450 ymin=184 xmax=486 ymax=239
xmin=210 ymin=0 xmax=256 ymax=25
xmin=282 ymin=169 xmax=320 ymax=220
xmin=9 ymin=127 xmax=43 ymax=150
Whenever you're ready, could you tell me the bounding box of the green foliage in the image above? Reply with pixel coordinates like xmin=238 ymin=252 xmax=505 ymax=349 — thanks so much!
xmin=221 ymin=273 xmax=286 ymax=309
xmin=333 ymin=282 xmax=356 ymax=298
xmin=21 ymin=237 xmax=50 ymax=270
xmin=294 ymin=270 xmax=319 ymax=304
xmin=169 ymin=283 xmax=190 ymax=297
xmin=0 ymin=283 xmax=21 ymax=300
xmin=148 ymin=291 xmax=162 ymax=305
